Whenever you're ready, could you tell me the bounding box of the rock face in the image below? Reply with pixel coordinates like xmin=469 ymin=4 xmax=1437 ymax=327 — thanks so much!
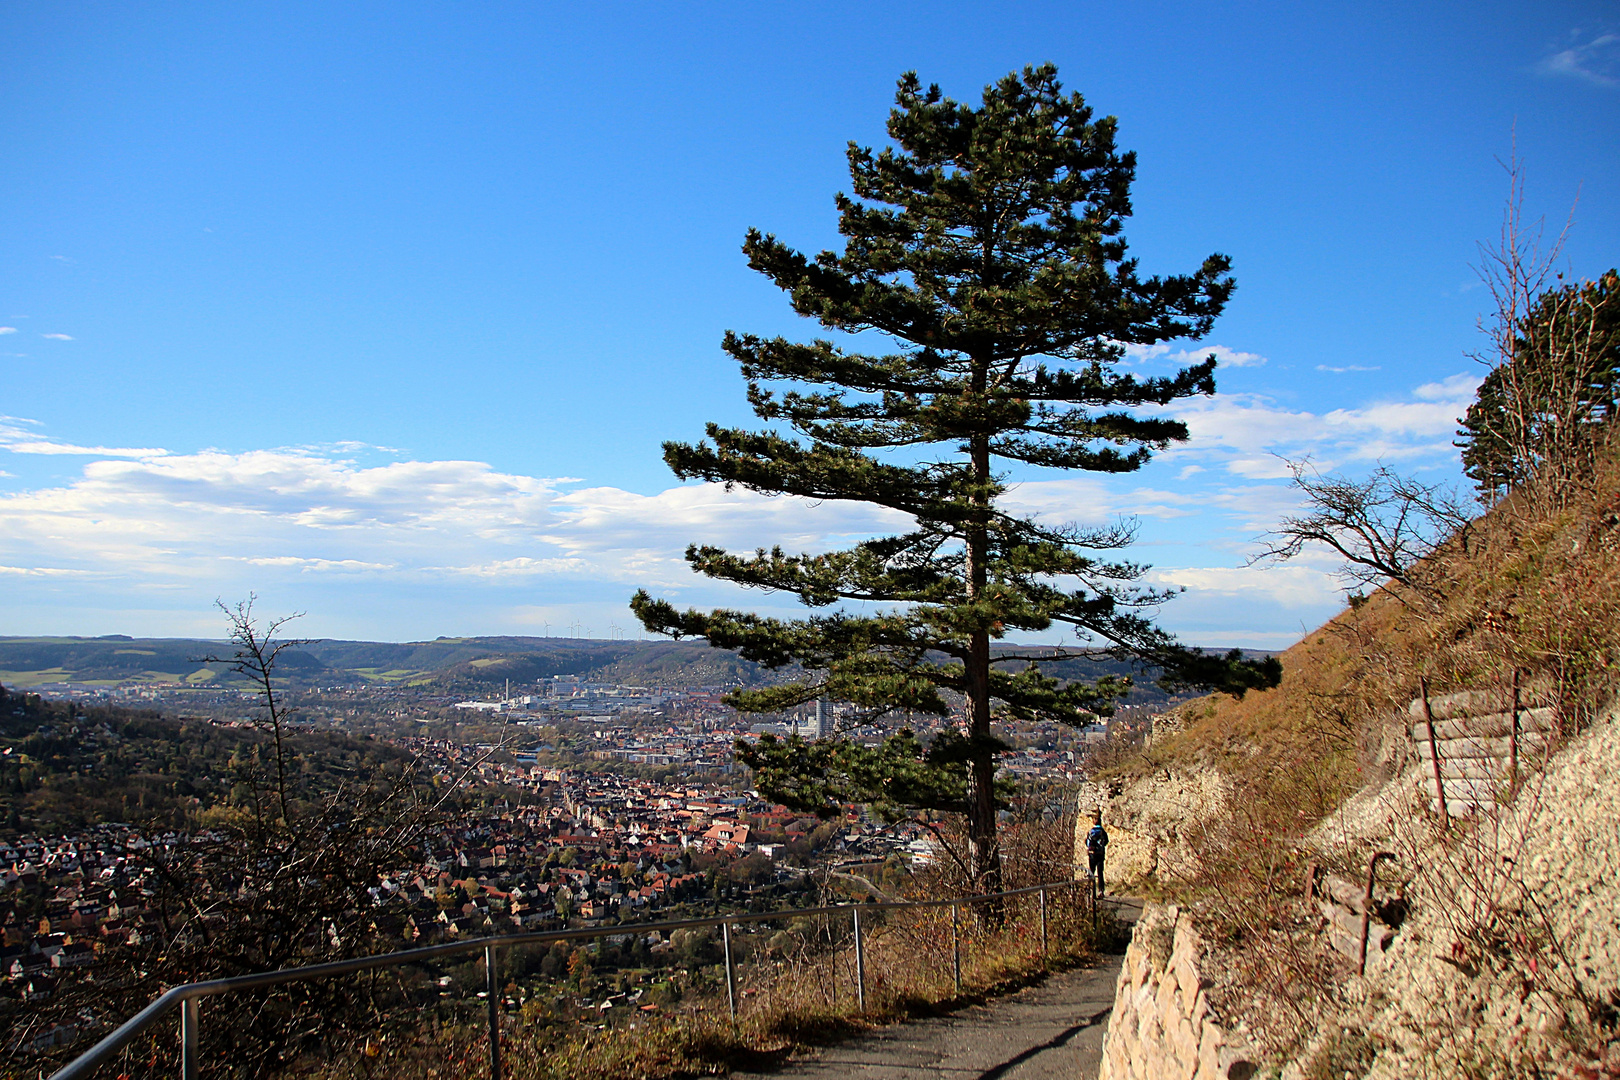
xmin=1099 ymin=903 xmax=1257 ymax=1080
xmin=1348 ymin=706 xmax=1620 ymax=1080
xmin=1076 ymin=768 xmax=1231 ymax=888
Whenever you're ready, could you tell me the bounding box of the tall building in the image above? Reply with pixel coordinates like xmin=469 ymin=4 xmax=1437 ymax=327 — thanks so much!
xmin=798 ymin=697 xmax=828 ymax=740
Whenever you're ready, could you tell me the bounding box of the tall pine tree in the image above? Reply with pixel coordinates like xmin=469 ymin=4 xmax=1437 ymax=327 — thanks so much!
xmin=632 ymin=65 xmax=1279 ymax=891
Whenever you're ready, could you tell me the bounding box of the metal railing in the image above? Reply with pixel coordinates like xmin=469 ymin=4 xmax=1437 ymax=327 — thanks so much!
xmin=51 ymin=876 xmax=1097 ymax=1080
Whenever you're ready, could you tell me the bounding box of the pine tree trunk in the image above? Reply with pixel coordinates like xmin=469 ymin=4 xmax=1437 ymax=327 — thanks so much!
xmin=964 ymin=423 xmax=1004 ymax=911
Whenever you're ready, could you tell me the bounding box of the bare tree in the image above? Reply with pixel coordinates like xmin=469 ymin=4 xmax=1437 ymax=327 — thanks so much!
xmin=1458 ymin=151 xmax=1618 ymax=508
xmin=24 ymin=600 xmax=483 ymax=1079
xmin=1249 ymin=459 xmax=1474 ymax=610
xmin=196 ymin=595 xmax=311 ymax=827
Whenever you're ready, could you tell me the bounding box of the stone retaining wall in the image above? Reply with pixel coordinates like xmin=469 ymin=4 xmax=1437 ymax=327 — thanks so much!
xmin=1100 ymin=903 xmax=1256 ymax=1080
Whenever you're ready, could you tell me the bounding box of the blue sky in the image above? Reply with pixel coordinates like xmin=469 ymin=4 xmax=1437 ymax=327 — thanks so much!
xmin=2 ymin=2 xmax=1617 ymax=647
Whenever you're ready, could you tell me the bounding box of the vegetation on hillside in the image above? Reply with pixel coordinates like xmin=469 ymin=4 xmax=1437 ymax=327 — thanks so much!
xmin=1091 ymin=226 xmax=1620 ymax=1071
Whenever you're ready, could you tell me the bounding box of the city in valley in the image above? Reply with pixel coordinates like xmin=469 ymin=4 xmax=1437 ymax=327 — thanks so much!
xmin=0 ymin=641 xmax=1158 ymax=1050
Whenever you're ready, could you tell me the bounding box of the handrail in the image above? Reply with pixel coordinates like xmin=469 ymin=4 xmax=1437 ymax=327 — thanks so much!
xmin=50 ymin=877 xmax=1086 ymax=1080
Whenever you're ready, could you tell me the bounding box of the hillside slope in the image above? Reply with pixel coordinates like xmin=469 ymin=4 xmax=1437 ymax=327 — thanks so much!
xmin=1088 ymin=455 xmax=1620 ymax=1078
xmin=0 ymin=683 xmax=418 ymax=833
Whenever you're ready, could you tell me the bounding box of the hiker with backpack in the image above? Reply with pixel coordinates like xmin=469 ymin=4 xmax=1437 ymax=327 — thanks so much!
xmin=1085 ymin=818 xmax=1109 ymax=896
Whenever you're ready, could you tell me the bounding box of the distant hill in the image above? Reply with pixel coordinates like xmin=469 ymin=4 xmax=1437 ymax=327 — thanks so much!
xmin=0 ymin=634 xmax=1264 ymax=704
xmin=0 ymin=635 xmax=769 ymax=691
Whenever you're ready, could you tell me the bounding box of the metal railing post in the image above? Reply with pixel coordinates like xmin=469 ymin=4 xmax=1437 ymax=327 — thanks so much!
xmin=1089 ymin=871 xmax=1099 ymax=935
xmin=1039 ymin=886 xmax=1048 ymax=959
xmin=852 ymin=906 xmax=865 ymax=1012
xmin=721 ymin=920 xmax=737 ymax=1022
xmin=825 ymin=913 xmax=835 ymax=1006
xmin=950 ymin=903 xmax=961 ymax=993
xmin=180 ymin=997 xmax=199 ymax=1080
xmin=484 ymin=942 xmax=503 ymax=1080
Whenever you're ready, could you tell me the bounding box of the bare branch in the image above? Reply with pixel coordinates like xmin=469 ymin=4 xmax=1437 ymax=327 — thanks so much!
xmin=1249 ymin=458 xmax=1473 ymax=610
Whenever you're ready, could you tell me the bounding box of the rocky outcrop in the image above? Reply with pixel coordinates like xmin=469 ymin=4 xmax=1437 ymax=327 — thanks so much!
xmin=1077 ymin=768 xmax=1231 ymax=887
xmin=1345 ymin=707 xmax=1620 ymax=1080
xmin=1100 ymin=903 xmax=1258 ymax=1080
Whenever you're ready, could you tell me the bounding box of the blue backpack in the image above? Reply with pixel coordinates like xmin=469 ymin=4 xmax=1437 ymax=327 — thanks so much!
xmin=1086 ymin=825 xmax=1108 ymax=853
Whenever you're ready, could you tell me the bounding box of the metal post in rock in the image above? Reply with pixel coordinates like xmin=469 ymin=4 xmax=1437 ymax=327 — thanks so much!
xmin=485 ymin=942 xmax=503 ymax=1080
xmin=722 ymin=921 xmax=737 ymax=1022
xmin=181 ymin=998 xmax=199 ymax=1080
xmin=1358 ymin=853 xmax=1396 ymax=974
xmin=852 ymin=906 xmax=866 ymax=1012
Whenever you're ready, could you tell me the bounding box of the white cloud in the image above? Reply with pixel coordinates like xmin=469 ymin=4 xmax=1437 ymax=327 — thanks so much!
xmin=1155 ymin=371 xmax=1477 ymax=475
xmin=1537 ymin=32 xmax=1619 ymax=87
xmin=1149 ymin=563 xmax=1339 ymax=609
xmin=0 ymin=368 xmax=1477 ymax=645
xmin=0 ymin=328 xmax=15 ymax=335
xmin=4 ymin=441 xmax=168 ymax=457
xmin=1316 ymin=364 xmax=1380 ymax=373
xmin=426 ymin=556 xmax=592 ymax=578
xmin=239 ymin=556 xmax=398 ymax=573
xmin=40 ymin=333 xmax=73 ymax=341
xmin=1001 ymin=476 xmax=1195 ymax=522
xmin=0 ymin=420 xmax=169 ymax=458
xmin=1412 ymin=372 xmax=1480 ymax=401
xmin=1122 ymin=342 xmax=1267 ymax=368
xmin=0 ymin=441 xmax=908 ymax=599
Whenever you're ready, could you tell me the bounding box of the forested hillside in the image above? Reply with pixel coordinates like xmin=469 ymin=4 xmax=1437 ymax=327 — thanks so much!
xmin=0 ymin=683 xmax=417 ymax=833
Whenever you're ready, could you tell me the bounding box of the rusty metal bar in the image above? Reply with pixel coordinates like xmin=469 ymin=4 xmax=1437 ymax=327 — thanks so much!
xmin=1358 ymin=852 xmax=1396 ymax=973
xmin=1421 ymin=677 xmax=1449 ymax=828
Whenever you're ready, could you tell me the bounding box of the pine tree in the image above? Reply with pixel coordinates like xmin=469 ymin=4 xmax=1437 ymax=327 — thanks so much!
xmin=631 ymin=65 xmax=1279 ymax=892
